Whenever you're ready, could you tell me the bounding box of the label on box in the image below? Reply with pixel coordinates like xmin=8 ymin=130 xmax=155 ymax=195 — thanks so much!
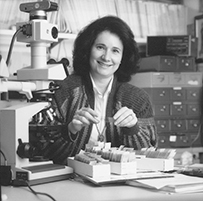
xmin=136 ymin=158 xmax=174 ymax=171
xmin=67 ymin=157 xmax=110 ymax=178
xmin=110 ymin=161 xmax=137 ymax=175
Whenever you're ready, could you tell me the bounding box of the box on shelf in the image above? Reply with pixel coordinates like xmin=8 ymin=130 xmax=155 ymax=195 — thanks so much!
xmin=110 ymin=161 xmax=137 ymax=175
xmin=67 ymin=157 xmax=111 ymax=178
xmin=136 ymin=158 xmax=174 ymax=171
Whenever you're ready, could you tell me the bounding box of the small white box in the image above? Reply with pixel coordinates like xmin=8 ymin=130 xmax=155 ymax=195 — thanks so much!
xmin=136 ymin=158 xmax=174 ymax=171
xmin=67 ymin=157 xmax=111 ymax=178
xmin=110 ymin=161 xmax=137 ymax=175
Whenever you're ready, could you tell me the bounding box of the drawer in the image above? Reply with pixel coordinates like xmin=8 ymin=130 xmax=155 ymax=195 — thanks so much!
xmin=170 ymin=87 xmax=185 ymax=101
xmin=151 ymin=88 xmax=170 ymax=101
xmin=171 ymin=119 xmax=187 ymax=131
xmin=154 ymin=104 xmax=170 ymax=116
xmin=152 ymin=73 xmax=169 ymax=86
xmin=187 ymin=119 xmax=200 ymax=131
xmin=158 ymin=135 xmax=170 ymax=148
xmin=169 ymin=73 xmax=185 ymax=85
xmin=170 ymin=103 xmax=186 ymax=116
xmin=160 ymin=57 xmax=177 ymax=71
xmin=187 ymin=104 xmax=200 ymax=116
xmin=177 ymin=57 xmax=196 ymax=71
xmin=186 ymin=88 xmax=201 ymax=101
xmin=155 ymin=119 xmax=170 ymax=132
xmin=185 ymin=73 xmax=202 ymax=87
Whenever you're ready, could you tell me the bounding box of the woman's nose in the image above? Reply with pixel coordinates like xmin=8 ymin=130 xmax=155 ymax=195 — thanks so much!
xmin=101 ymin=51 xmax=111 ymax=61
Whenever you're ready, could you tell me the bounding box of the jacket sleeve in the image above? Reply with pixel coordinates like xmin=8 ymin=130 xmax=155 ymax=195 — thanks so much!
xmin=122 ymin=117 xmax=158 ymax=149
xmin=118 ymin=84 xmax=158 ymax=149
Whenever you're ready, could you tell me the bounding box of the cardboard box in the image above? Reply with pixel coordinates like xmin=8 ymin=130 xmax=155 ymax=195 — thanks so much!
xmin=67 ymin=157 xmax=110 ymax=178
xmin=136 ymin=158 xmax=174 ymax=171
xmin=110 ymin=161 xmax=137 ymax=175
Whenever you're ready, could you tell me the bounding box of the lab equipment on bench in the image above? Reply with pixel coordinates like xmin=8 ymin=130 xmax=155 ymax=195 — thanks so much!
xmin=0 ymin=0 xmax=73 ymax=186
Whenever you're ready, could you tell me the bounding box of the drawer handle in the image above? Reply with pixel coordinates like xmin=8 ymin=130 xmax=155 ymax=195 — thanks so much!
xmin=192 ymin=108 xmax=197 ymax=112
xmin=176 ymin=124 xmax=182 ymax=128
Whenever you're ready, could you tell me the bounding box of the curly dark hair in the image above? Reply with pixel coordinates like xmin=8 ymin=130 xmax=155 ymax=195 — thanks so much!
xmin=72 ymin=15 xmax=140 ymax=82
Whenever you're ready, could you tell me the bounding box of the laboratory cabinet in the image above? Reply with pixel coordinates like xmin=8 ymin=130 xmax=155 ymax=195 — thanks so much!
xmin=129 ymin=72 xmax=203 ymax=149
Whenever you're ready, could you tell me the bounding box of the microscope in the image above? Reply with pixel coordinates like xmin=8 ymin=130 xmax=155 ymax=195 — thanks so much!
xmin=0 ymin=0 xmax=73 ymax=185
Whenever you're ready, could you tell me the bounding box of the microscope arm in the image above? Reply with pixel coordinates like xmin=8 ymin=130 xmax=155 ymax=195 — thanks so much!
xmin=0 ymin=79 xmax=36 ymax=100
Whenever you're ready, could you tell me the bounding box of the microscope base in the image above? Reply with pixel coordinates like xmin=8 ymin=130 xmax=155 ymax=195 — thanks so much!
xmin=15 ymin=161 xmax=73 ymax=185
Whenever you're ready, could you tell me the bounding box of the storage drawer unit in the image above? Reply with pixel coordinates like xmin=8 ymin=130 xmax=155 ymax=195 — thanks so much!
xmin=130 ymin=72 xmax=203 ymax=148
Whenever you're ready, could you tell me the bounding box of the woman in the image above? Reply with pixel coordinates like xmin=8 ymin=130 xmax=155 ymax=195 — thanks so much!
xmin=48 ymin=16 xmax=157 ymax=164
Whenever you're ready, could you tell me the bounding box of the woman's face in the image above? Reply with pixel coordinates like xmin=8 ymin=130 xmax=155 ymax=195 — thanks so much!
xmin=89 ymin=30 xmax=123 ymax=79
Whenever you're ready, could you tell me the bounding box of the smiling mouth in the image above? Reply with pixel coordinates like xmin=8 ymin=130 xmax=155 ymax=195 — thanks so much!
xmin=97 ymin=61 xmax=112 ymax=67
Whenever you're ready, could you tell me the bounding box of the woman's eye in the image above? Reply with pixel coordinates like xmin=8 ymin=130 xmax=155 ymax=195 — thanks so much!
xmin=113 ymin=49 xmax=120 ymax=54
xmin=96 ymin=45 xmax=104 ymax=50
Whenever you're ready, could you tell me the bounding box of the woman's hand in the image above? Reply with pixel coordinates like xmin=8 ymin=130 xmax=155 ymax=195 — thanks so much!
xmin=68 ymin=107 xmax=99 ymax=133
xmin=113 ymin=107 xmax=137 ymax=128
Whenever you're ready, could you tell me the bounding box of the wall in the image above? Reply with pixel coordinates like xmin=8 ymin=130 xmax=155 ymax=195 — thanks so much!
xmin=184 ymin=0 xmax=201 ymax=24
xmin=0 ymin=0 xmax=201 ymax=76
